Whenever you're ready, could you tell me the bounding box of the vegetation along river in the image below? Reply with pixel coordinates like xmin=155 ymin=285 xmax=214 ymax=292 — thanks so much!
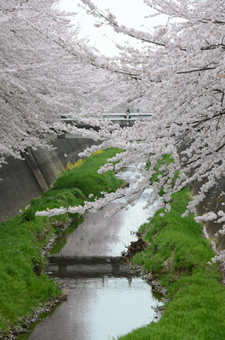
xmin=18 ymin=167 xmax=163 ymax=340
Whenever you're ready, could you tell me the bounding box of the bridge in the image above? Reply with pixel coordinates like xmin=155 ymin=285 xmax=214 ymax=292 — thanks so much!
xmin=58 ymin=112 xmax=153 ymax=138
xmin=47 ymin=255 xmax=136 ymax=278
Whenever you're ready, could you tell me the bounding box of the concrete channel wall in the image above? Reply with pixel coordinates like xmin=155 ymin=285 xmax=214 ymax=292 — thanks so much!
xmin=178 ymin=138 xmax=225 ymax=251
xmin=189 ymin=178 xmax=225 ymax=251
xmin=0 ymin=138 xmax=97 ymax=223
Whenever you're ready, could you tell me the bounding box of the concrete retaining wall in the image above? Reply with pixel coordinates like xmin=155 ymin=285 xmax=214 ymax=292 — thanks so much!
xmin=0 ymin=138 xmax=97 ymax=223
xmin=178 ymin=138 xmax=225 ymax=250
xmin=189 ymin=178 xmax=225 ymax=251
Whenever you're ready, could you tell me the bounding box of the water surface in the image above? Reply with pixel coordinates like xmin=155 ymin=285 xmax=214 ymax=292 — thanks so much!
xmin=22 ymin=277 xmax=163 ymax=340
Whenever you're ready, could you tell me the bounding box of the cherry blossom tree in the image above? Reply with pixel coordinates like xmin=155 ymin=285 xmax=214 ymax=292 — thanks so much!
xmin=36 ymin=0 xmax=225 ymax=234
xmin=2 ymin=0 xmax=225 ymax=233
xmin=0 ymin=0 xmax=130 ymax=165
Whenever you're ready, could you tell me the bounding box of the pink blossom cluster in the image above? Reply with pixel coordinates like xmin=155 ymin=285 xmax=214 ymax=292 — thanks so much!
xmin=2 ymin=0 xmax=225 ymax=230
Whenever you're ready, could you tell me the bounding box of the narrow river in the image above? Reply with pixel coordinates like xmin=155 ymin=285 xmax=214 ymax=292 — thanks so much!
xmin=19 ymin=167 xmax=164 ymax=340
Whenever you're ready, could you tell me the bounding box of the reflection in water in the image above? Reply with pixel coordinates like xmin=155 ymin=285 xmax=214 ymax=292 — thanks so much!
xmin=23 ymin=277 xmax=163 ymax=340
xmin=54 ymin=192 xmax=159 ymax=258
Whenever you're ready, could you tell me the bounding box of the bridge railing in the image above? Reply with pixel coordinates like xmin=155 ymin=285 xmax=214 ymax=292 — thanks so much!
xmin=58 ymin=113 xmax=153 ymax=138
xmin=101 ymin=112 xmax=153 ymax=121
xmin=61 ymin=113 xmax=153 ymax=124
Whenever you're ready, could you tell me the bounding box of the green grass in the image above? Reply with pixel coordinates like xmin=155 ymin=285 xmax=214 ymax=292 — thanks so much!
xmin=0 ymin=148 xmax=124 ymax=336
xmin=53 ymin=147 xmax=123 ymax=197
xmin=0 ymin=215 xmax=61 ymax=332
xmin=117 ymin=188 xmax=225 ymax=340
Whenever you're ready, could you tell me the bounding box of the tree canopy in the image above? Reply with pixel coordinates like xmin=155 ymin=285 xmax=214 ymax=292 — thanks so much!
xmin=1 ymin=0 xmax=225 ymax=229
xmin=0 ymin=0 xmax=127 ymax=162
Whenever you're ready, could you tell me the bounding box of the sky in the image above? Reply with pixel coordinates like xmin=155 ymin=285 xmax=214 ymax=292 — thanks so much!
xmin=59 ymin=0 xmax=168 ymax=56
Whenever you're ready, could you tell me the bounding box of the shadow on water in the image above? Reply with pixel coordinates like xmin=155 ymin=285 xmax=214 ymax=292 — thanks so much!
xmin=18 ymin=167 xmax=164 ymax=340
xmin=49 ymin=217 xmax=84 ymax=255
xmin=48 ymin=255 xmax=134 ymax=278
xmin=17 ymin=305 xmax=61 ymax=340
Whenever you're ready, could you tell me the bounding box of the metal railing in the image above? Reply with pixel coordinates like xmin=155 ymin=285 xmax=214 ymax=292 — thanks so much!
xmin=61 ymin=112 xmax=153 ymax=124
xmin=101 ymin=112 xmax=153 ymax=121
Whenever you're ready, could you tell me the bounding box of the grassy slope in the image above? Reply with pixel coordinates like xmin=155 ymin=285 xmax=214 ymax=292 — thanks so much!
xmin=118 ymin=188 xmax=225 ymax=340
xmin=0 ymin=148 xmax=123 ymax=335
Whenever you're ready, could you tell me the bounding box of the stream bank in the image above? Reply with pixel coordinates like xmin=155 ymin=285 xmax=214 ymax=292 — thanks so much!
xmin=118 ymin=187 xmax=225 ymax=340
xmin=0 ymin=148 xmax=124 ymax=339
